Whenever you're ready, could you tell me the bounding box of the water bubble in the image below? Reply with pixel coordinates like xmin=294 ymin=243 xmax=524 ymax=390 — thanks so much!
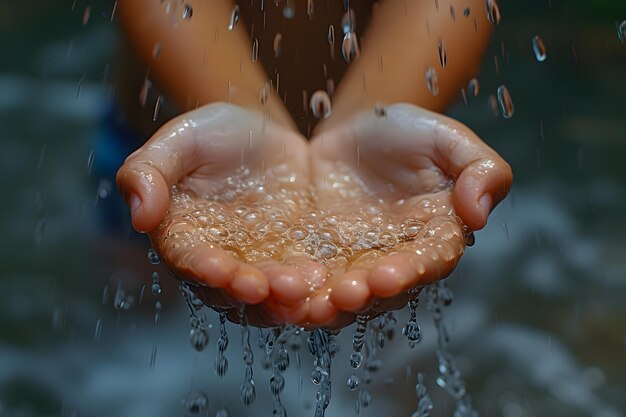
xmin=283 ymin=0 xmax=295 ymax=18
xmin=182 ymin=4 xmax=193 ymax=19
xmin=403 ymin=220 xmax=424 ymax=238
xmin=228 ymin=5 xmax=240 ymax=30
xmin=468 ymin=78 xmax=479 ymax=96
xmin=341 ymin=32 xmax=360 ymax=63
xmin=618 ymin=21 xmax=626 ymax=42
xmin=496 ymin=85 xmax=514 ymax=118
xmin=532 ymin=35 xmax=547 ymax=62
xmin=252 ymin=38 xmax=259 ymax=62
xmin=273 ymin=33 xmax=283 ymax=57
xmin=347 ymin=374 xmax=360 ymax=390
xmin=317 ymin=241 xmax=338 ymax=260
xmin=310 ymin=90 xmax=332 ymax=119
xmin=425 ymin=67 xmax=439 ymax=96
xmin=438 ymin=39 xmax=447 ymax=68
xmin=148 ymin=247 xmax=160 ymax=264
xmin=341 ymin=8 xmax=356 ymax=34
xmin=183 ymin=392 xmax=208 ymax=414
xmin=486 ymin=0 xmax=501 ymax=25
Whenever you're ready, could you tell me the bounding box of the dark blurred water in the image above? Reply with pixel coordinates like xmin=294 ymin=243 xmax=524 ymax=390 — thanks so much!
xmin=1 ymin=1 xmax=625 ymax=416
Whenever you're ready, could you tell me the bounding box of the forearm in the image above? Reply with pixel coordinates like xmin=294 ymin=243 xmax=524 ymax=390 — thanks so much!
xmin=322 ymin=0 xmax=492 ymax=130
xmin=117 ymin=0 xmax=294 ymax=129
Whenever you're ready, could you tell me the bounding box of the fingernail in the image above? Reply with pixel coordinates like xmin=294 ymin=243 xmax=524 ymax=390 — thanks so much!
xmin=478 ymin=194 xmax=492 ymax=219
xmin=130 ymin=194 xmax=141 ymax=216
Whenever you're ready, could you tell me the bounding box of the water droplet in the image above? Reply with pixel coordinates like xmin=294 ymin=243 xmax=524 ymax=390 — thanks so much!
xmin=215 ymin=408 xmax=230 ymax=417
xmin=402 ymin=320 xmax=421 ymax=343
xmin=438 ymin=39 xmax=447 ymax=68
xmin=182 ymin=4 xmax=193 ymax=19
xmin=468 ymin=78 xmax=479 ymax=96
xmin=350 ymin=352 xmax=363 ymax=368
xmin=82 ymin=6 xmax=91 ymax=25
xmin=425 ymin=67 xmax=439 ymax=96
xmin=411 ymin=373 xmax=433 ymax=417
xmin=228 ymin=5 xmax=240 ymax=30
xmin=486 ymin=0 xmax=501 ymax=25
xmin=215 ymin=356 xmax=229 ymax=376
xmin=139 ymin=78 xmax=151 ymax=107
xmin=270 ymin=373 xmax=285 ymax=395
xmin=273 ymin=405 xmax=287 ymax=417
xmin=273 ymin=33 xmax=283 ymax=57
xmin=341 ymin=8 xmax=356 ymax=34
xmin=283 ymin=0 xmax=295 ymax=18
xmin=347 ymin=374 xmax=360 ymax=390
xmin=252 ymin=38 xmax=259 ymax=62
xmin=464 ymin=231 xmax=475 ymax=246
xmin=617 ymin=21 xmax=626 ymax=42
xmin=307 ymin=0 xmax=314 ymax=19
xmin=260 ymin=82 xmax=270 ymax=105
xmin=374 ymin=102 xmax=387 ymax=117
xmin=151 ymin=271 xmax=162 ymax=295
xmin=310 ymin=90 xmax=332 ymax=119
xmin=190 ymin=326 xmax=209 ymax=351
xmin=183 ymin=392 xmax=208 ymax=414
xmin=328 ymin=25 xmax=335 ymax=46
xmin=153 ymin=95 xmax=162 ymax=121
xmin=496 ymin=85 xmax=514 ymax=118
xmin=358 ymin=389 xmax=372 ymax=407
xmin=341 ymin=32 xmax=360 ymax=63
xmin=488 ymin=94 xmax=499 ymax=116
xmin=240 ymin=380 xmax=256 ymax=405
xmin=532 ymin=35 xmax=547 ymax=62
xmin=152 ymin=42 xmax=161 ymax=58
xmin=463 ymin=7 xmax=470 ymax=16
xmin=151 ymin=283 xmax=162 ymax=295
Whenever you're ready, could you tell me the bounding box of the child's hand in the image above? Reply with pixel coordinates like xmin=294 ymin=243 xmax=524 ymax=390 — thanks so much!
xmin=309 ymin=103 xmax=512 ymax=317
xmin=117 ymin=103 xmax=511 ymax=329
xmin=313 ymin=104 xmax=513 ymax=231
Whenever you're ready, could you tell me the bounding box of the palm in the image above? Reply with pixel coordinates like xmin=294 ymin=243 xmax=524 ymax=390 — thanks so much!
xmin=118 ymin=104 xmax=511 ymax=329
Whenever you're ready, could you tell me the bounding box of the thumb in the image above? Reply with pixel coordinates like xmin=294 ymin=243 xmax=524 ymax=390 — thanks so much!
xmin=116 ymin=117 xmax=197 ymax=233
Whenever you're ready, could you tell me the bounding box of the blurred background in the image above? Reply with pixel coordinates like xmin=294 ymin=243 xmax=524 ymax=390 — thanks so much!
xmin=1 ymin=1 xmax=625 ymax=416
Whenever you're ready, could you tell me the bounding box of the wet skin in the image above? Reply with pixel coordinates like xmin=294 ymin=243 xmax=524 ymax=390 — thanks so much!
xmin=116 ymin=103 xmax=512 ymax=329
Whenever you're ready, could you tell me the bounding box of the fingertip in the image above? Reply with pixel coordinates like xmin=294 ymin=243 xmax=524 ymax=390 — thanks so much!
xmin=453 ymin=190 xmax=486 ymax=231
xmin=117 ymin=164 xmax=171 ymax=233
